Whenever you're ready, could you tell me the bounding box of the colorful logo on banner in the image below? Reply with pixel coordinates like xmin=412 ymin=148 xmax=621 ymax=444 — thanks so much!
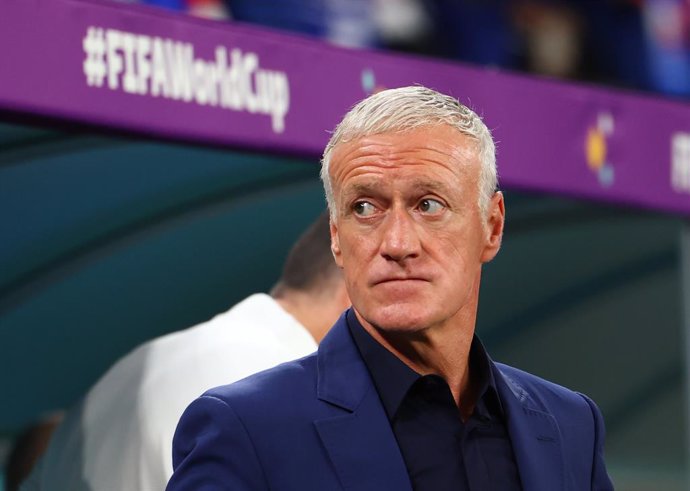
xmin=671 ymin=132 xmax=690 ymax=194
xmin=585 ymin=113 xmax=615 ymax=187
xmin=361 ymin=69 xmax=386 ymax=95
xmin=82 ymin=27 xmax=291 ymax=133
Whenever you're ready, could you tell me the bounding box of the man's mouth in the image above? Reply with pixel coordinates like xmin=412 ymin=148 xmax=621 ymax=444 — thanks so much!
xmin=372 ymin=276 xmax=429 ymax=286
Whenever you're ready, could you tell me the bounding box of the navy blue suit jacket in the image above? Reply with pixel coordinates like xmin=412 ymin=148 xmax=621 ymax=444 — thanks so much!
xmin=168 ymin=312 xmax=614 ymax=490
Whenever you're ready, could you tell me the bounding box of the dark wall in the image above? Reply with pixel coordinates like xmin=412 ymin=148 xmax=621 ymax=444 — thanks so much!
xmin=0 ymin=123 xmax=325 ymax=435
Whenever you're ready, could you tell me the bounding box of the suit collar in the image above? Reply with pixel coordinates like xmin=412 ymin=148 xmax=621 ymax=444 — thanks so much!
xmin=314 ymin=311 xmax=413 ymax=490
xmin=316 ymin=313 xmax=564 ymax=491
xmin=348 ymin=310 xmax=504 ymax=422
xmin=316 ymin=310 xmax=373 ymax=411
xmin=493 ymin=363 xmax=565 ymax=491
xmin=345 ymin=308 xmax=418 ymax=420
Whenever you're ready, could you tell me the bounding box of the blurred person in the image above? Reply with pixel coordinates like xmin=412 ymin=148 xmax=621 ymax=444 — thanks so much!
xmin=168 ymin=86 xmax=613 ymax=490
xmin=4 ymin=412 xmax=64 ymax=491
xmin=21 ymin=211 xmax=350 ymax=491
xmin=423 ymin=0 xmax=519 ymax=68
xmin=573 ymin=0 xmax=649 ymax=90
xmin=227 ymin=0 xmax=380 ymax=48
xmin=513 ymin=0 xmax=585 ymax=79
xmin=115 ymin=0 xmax=377 ymax=45
xmin=641 ymin=0 xmax=690 ymax=96
xmin=373 ymin=0 xmax=436 ymax=55
xmin=112 ymin=0 xmax=230 ymax=20
xmin=186 ymin=0 xmax=229 ymax=20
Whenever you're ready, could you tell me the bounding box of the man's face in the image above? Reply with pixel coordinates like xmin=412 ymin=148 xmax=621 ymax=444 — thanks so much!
xmin=329 ymin=124 xmax=504 ymax=334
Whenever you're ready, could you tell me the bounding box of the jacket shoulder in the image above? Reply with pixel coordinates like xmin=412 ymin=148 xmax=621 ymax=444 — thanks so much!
xmin=202 ymin=353 xmax=319 ymax=409
xmin=494 ymin=362 xmax=595 ymax=417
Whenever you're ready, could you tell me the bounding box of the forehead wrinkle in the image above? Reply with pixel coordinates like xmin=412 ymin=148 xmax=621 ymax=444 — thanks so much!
xmin=330 ymin=128 xmax=481 ymax=203
xmin=333 ymin=128 xmax=477 ymax=169
xmin=340 ymin=176 xmax=454 ymax=203
xmin=370 ymin=145 xmax=459 ymax=169
xmin=408 ymin=178 xmax=451 ymax=194
xmin=342 ymin=136 xmax=471 ymax=168
xmin=370 ymin=128 xmax=478 ymax=161
xmin=340 ymin=181 xmax=385 ymax=203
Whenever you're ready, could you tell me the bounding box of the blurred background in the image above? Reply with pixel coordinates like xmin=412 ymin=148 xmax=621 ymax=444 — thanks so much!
xmin=2 ymin=0 xmax=690 ymax=489
xmin=155 ymin=0 xmax=690 ymax=98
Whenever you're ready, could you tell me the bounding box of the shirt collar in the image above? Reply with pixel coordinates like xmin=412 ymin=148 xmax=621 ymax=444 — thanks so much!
xmin=346 ymin=308 xmax=504 ymax=421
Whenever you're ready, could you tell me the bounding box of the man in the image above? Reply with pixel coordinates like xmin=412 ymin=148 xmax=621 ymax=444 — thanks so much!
xmin=168 ymin=86 xmax=613 ymax=490
xmin=21 ymin=211 xmax=349 ymax=491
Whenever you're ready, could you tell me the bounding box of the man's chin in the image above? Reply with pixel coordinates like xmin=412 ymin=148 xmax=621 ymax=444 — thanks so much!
xmin=361 ymin=305 xmax=432 ymax=334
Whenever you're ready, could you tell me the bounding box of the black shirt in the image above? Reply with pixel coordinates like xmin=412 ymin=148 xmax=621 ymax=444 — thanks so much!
xmin=347 ymin=309 xmax=522 ymax=491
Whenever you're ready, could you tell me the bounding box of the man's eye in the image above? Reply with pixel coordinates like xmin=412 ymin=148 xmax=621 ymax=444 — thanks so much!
xmin=353 ymin=201 xmax=376 ymax=216
xmin=419 ymin=199 xmax=444 ymax=214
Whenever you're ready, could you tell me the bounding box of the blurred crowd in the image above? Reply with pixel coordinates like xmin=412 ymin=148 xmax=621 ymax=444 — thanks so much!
xmin=117 ymin=0 xmax=690 ymax=98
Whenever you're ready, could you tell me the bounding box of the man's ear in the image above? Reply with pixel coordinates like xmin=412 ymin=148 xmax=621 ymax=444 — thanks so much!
xmin=480 ymin=191 xmax=505 ymax=263
xmin=330 ymin=218 xmax=343 ymax=267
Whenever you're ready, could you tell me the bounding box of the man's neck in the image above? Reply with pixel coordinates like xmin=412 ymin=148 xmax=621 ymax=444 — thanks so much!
xmin=355 ymin=309 xmax=478 ymax=420
xmin=274 ymin=287 xmax=348 ymax=343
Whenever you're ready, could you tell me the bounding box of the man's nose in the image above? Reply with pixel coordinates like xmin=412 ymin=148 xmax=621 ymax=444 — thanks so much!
xmin=380 ymin=208 xmax=421 ymax=262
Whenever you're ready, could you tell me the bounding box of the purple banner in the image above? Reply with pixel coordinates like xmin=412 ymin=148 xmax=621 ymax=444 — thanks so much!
xmin=2 ymin=0 xmax=690 ymax=216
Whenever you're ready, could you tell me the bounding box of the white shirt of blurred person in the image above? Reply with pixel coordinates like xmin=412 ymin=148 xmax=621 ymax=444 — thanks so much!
xmin=21 ymin=211 xmax=349 ymax=491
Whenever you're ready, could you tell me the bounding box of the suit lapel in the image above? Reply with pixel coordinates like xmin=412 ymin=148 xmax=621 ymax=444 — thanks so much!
xmin=314 ymin=317 xmax=566 ymax=490
xmin=494 ymin=364 xmax=565 ymax=491
xmin=315 ymin=387 xmax=412 ymax=491
xmin=313 ymin=314 xmax=413 ymax=491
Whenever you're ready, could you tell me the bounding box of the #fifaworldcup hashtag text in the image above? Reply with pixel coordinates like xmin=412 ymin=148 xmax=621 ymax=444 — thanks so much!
xmin=82 ymin=27 xmax=291 ymax=133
